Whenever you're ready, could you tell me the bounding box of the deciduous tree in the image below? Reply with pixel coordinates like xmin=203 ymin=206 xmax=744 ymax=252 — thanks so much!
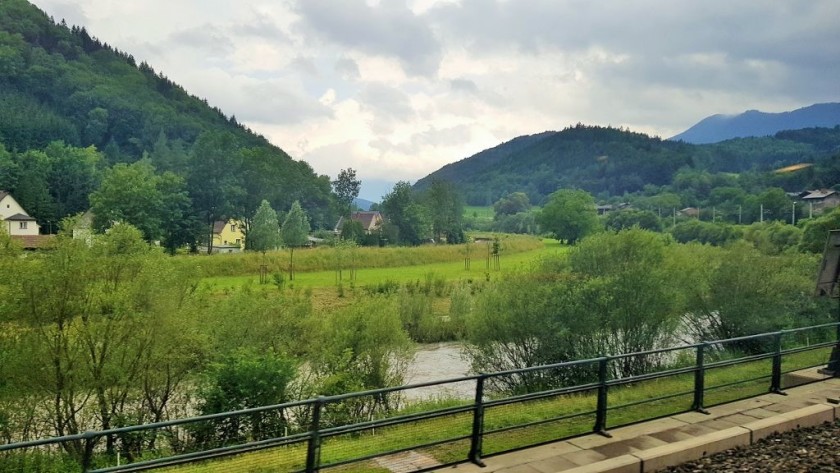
xmin=537 ymin=189 xmax=600 ymax=244
xmin=281 ymin=200 xmax=310 ymax=280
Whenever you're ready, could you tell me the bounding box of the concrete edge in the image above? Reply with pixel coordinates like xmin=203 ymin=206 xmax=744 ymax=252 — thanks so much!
xmin=633 ymin=426 xmax=751 ymax=472
xmin=556 ymin=454 xmax=640 ymax=473
xmin=742 ymin=403 xmax=835 ymax=443
xmin=621 ymin=402 xmax=837 ymax=473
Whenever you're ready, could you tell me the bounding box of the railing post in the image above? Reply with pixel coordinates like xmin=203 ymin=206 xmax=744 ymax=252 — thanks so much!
xmin=692 ymin=343 xmax=710 ymax=414
xmin=306 ymin=397 xmax=325 ymax=473
xmin=80 ymin=432 xmax=97 ymax=472
xmin=468 ymin=375 xmax=487 ymax=467
xmin=770 ymin=332 xmax=787 ymax=395
xmin=593 ymin=357 xmax=611 ymax=437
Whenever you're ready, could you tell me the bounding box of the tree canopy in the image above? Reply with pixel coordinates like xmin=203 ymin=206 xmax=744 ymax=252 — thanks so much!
xmin=537 ymin=189 xmax=600 ymax=244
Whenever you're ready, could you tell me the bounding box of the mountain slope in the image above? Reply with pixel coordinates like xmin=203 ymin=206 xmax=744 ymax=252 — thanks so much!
xmin=670 ymin=103 xmax=840 ymax=144
xmin=416 ymin=125 xmax=840 ymax=206
xmin=416 ymin=125 xmax=696 ymax=205
xmin=0 ymin=0 xmax=336 ymax=229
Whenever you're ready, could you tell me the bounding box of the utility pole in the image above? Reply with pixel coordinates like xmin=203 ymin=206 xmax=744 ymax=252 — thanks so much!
xmin=792 ymin=202 xmax=796 ymax=225
xmin=738 ymin=205 xmax=742 ymax=224
xmin=760 ymin=204 xmax=764 ymax=223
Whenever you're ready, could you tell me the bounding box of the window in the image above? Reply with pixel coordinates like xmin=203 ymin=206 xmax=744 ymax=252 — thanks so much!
xmin=19 ymin=222 xmax=27 ymax=230
xmin=230 ymin=224 xmax=236 ymax=232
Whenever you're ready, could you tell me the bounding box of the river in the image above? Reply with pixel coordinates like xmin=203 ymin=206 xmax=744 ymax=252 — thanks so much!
xmin=403 ymin=342 xmax=474 ymax=400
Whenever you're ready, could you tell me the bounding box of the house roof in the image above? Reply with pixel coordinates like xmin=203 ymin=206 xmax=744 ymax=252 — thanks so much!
xmin=212 ymin=221 xmax=226 ymax=234
xmin=11 ymin=234 xmax=55 ymax=249
xmin=4 ymin=213 xmax=35 ymax=221
xmin=0 ymin=190 xmax=8 ymax=202
xmin=802 ymin=189 xmax=838 ymax=200
xmin=351 ymin=211 xmax=382 ymax=230
xmin=335 ymin=211 xmax=383 ymax=232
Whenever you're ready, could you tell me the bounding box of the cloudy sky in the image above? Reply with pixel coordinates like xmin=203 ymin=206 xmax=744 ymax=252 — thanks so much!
xmin=31 ymin=0 xmax=840 ymax=200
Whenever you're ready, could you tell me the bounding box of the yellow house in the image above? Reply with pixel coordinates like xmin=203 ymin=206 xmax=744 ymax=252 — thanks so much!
xmin=211 ymin=219 xmax=245 ymax=253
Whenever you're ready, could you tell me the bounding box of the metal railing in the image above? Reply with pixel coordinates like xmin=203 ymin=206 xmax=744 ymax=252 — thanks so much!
xmin=2 ymin=322 xmax=839 ymax=472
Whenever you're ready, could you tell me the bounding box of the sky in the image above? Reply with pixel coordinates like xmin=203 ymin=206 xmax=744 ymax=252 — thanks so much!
xmin=31 ymin=0 xmax=840 ymax=201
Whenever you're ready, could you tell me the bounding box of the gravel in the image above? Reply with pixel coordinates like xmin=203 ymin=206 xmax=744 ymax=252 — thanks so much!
xmin=665 ymin=419 xmax=840 ymax=473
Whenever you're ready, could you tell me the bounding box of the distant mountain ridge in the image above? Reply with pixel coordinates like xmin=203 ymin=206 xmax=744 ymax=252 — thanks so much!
xmin=670 ymin=103 xmax=840 ymax=144
xmin=415 ymin=124 xmax=840 ymax=206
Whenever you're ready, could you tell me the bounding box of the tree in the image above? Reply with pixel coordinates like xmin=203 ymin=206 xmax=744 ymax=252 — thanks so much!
xmin=281 ymin=200 xmax=310 ymax=280
xmin=90 ymin=161 xmax=163 ymax=241
xmin=332 ymin=168 xmax=361 ymax=218
xmin=186 ymin=131 xmax=245 ymax=254
xmin=422 ymin=179 xmax=464 ymax=243
xmin=494 ymin=192 xmax=530 ymax=217
xmin=193 ymin=349 xmax=296 ymax=447
xmin=247 ymin=200 xmax=281 ymax=254
xmin=569 ymin=229 xmax=680 ymax=376
xmin=537 ymin=189 xmax=600 ymax=244
xmin=603 ymin=209 xmax=663 ymax=232
xmin=381 ymin=181 xmax=431 ymax=245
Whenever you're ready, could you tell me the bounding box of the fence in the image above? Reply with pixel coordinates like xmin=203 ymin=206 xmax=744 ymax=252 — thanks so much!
xmin=2 ymin=322 xmax=839 ymax=472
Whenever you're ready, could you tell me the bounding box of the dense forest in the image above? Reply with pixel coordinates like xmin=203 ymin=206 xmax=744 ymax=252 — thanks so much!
xmin=0 ymin=0 xmax=336 ymax=239
xmin=416 ymin=124 xmax=840 ymax=206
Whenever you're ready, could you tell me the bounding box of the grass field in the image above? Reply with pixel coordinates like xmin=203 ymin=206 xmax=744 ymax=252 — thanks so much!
xmin=200 ymin=237 xmax=563 ymax=293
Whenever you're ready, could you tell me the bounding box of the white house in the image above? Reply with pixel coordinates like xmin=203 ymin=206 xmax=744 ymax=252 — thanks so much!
xmin=0 ymin=190 xmax=40 ymax=236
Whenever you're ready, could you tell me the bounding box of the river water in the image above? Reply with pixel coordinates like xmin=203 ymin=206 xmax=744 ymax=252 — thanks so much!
xmin=403 ymin=342 xmax=474 ymax=400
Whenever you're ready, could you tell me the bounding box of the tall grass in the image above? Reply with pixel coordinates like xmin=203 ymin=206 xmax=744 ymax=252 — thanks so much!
xmin=170 ymin=234 xmax=543 ymax=278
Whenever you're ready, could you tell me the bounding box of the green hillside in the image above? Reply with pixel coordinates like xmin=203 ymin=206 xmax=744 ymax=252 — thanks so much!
xmin=0 ymin=0 xmax=335 ymax=235
xmin=416 ymin=124 xmax=840 ymax=206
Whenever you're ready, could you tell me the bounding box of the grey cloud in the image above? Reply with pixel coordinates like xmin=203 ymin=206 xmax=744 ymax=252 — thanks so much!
xmin=292 ymin=0 xmax=442 ymax=76
xmin=450 ymin=79 xmax=478 ymax=94
xmin=369 ymin=124 xmax=472 ymax=155
xmin=429 ymin=0 xmax=840 ymax=110
xmin=291 ymin=56 xmax=319 ymax=76
xmin=230 ymin=14 xmax=289 ymax=41
xmin=334 ymin=57 xmax=360 ymax=80
xmin=359 ymin=82 xmax=415 ymax=122
xmin=169 ymin=24 xmax=235 ymax=56
xmin=234 ymin=82 xmax=333 ymax=125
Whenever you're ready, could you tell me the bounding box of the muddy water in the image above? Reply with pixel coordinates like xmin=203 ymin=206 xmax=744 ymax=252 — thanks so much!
xmin=403 ymin=342 xmax=474 ymax=400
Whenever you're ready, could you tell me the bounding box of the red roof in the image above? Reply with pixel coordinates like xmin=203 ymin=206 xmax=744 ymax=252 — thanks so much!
xmin=11 ymin=235 xmax=55 ymax=249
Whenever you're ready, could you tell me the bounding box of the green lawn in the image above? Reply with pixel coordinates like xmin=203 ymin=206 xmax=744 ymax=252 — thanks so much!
xmin=201 ymin=239 xmax=565 ymax=292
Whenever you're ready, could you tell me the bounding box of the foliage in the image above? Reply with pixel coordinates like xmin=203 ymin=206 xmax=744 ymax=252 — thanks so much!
xmin=800 ymin=207 xmax=840 ymax=253
xmin=669 ymin=220 xmax=743 ymax=246
xmin=537 ymin=189 xmax=600 ymax=244
xmin=281 ymin=201 xmax=310 ymax=280
xmin=0 ymin=223 xmax=206 ymax=453
xmin=192 ymin=349 xmax=297 ymax=446
xmin=247 ymin=200 xmax=280 ymax=253
xmin=89 ymin=160 xmax=192 ymax=243
xmin=381 ymin=181 xmax=432 ymax=245
xmin=603 ymin=209 xmax=663 ymax=232
xmin=680 ymin=242 xmax=827 ymax=352
xmin=420 ymin=179 xmax=465 ymax=243
xmin=568 ymin=229 xmax=681 ymax=375
xmin=494 ymin=192 xmax=530 ymax=217
xmin=332 ymin=168 xmax=361 ymax=218
xmin=305 ymin=298 xmax=412 ymax=426
xmin=493 ymin=211 xmax=537 ymax=234
xmin=742 ymin=221 xmax=802 ymax=255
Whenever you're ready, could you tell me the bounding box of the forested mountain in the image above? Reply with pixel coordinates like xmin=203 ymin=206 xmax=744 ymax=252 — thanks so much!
xmin=416 ymin=124 xmax=840 ymax=206
xmin=670 ymin=103 xmax=840 ymax=144
xmin=0 ymin=0 xmax=335 ymax=239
